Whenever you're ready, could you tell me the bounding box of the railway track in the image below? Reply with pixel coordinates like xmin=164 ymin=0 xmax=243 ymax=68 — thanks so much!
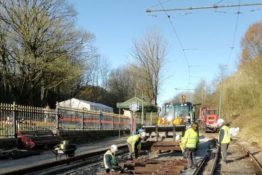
xmin=247 ymin=148 xmax=262 ymax=173
xmin=2 ymin=136 xmax=262 ymax=175
xmin=1 ymin=144 xmax=128 ymax=175
xmin=193 ymin=139 xmax=220 ymax=175
xmin=0 ymin=137 xmax=215 ymax=175
xmin=197 ymin=138 xmax=262 ymax=175
xmin=96 ymin=138 xmax=214 ymax=175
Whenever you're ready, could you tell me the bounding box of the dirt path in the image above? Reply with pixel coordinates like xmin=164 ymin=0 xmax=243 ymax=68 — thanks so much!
xmin=217 ymin=140 xmax=259 ymax=175
xmin=202 ymin=132 xmax=262 ymax=175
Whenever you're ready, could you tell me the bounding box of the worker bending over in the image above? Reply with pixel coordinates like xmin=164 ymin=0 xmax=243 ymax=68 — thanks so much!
xmin=104 ymin=144 xmax=119 ymax=173
xmin=181 ymin=122 xmax=199 ymax=169
xmin=127 ymin=131 xmax=146 ymax=159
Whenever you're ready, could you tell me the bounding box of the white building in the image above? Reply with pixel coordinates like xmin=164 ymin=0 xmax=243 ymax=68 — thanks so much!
xmin=58 ymin=98 xmax=113 ymax=113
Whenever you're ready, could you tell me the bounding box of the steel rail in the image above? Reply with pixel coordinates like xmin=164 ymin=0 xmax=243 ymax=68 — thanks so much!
xmin=208 ymin=145 xmax=220 ymax=175
xmin=237 ymin=142 xmax=262 ymax=173
xmin=29 ymin=154 xmax=103 ymax=175
xmin=1 ymin=144 xmax=127 ymax=175
xmin=193 ymin=154 xmax=209 ymax=175
xmin=247 ymin=150 xmax=262 ymax=173
xmin=193 ymin=139 xmax=220 ymax=175
xmin=201 ymin=141 xmax=262 ymax=175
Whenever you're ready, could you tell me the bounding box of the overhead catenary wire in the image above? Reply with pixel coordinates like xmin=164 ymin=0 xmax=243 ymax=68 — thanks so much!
xmin=226 ymin=0 xmax=241 ymax=66
xmin=146 ymin=3 xmax=262 ymax=13
xmin=214 ymin=0 xmax=225 ymax=5
xmin=150 ymin=0 xmax=172 ymax=9
xmin=157 ymin=0 xmax=192 ymax=87
xmin=219 ymin=1 xmax=241 ymax=118
xmin=148 ymin=1 xmax=262 ymax=94
xmin=182 ymin=47 xmax=237 ymax=51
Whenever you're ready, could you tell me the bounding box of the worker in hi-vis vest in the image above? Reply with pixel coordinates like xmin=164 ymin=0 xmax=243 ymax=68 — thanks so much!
xmin=181 ymin=122 xmax=199 ymax=169
xmin=103 ymin=144 xmax=119 ymax=173
xmin=127 ymin=131 xmax=146 ymax=159
xmin=217 ymin=118 xmax=231 ymax=164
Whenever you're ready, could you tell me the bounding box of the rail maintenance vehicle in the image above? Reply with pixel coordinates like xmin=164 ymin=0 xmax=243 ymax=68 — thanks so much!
xmin=142 ymin=96 xmax=198 ymax=152
xmin=199 ymin=107 xmax=219 ymax=132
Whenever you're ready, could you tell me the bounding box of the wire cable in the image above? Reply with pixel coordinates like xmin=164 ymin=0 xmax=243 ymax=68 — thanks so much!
xmin=148 ymin=1 xmax=261 ymax=89
xmin=226 ymin=0 xmax=241 ymax=66
xmin=157 ymin=0 xmax=191 ymax=87
xmin=150 ymin=0 xmax=172 ymax=9
xmin=146 ymin=3 xmax=262 ymax=13
xmin=214 ymin=0 xmax=225 ymax=5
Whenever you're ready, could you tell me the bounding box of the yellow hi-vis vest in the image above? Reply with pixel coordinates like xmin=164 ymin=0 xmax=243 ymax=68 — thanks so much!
xmin=103 ymin=150 xmax=117 ymax=169
xmin=181 ymin=128 xmax=198 ymax=149
xmin=220 ymin=125 xmax=230 ymax=144
xmin=127 ymin=135 xmax=141 ymax=153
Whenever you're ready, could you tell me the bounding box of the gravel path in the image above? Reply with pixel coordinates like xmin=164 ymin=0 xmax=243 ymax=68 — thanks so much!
xmin=202 ymin=133 xmax=262 ymax=175
xmin=217 ymin=140 xmax=260 ymax=175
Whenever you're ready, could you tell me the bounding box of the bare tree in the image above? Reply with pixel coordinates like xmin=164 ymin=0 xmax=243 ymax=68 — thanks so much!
xmin=85 ymin=52 xmax=110 ymax=88
xmin=107 ymin=67 xmax=134 ymax=101
xmin=131 ymin=30 xmax=167 ymax=105
xmin=193 ymin=79 xmax=207 ymax=105
xmin=0 ymin=0 xmax=93 ymax=105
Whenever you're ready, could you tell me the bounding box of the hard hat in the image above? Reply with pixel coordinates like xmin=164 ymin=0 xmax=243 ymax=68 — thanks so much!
xmin=137 ymin=128 xmax=144 ymax=134
xmin=140 ymin=131 xmax=146 ymax=138
xmin=217 ymin=118 xmax=224 ymax=126
xmin=110 ymin=144 xmax=118 ymax=153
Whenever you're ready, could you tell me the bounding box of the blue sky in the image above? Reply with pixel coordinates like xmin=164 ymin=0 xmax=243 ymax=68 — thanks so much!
xmin=69 ymin=0 xmax=262 ymax=106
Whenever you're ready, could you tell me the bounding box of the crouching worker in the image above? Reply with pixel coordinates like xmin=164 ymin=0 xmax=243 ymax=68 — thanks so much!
xmin=127 ymin=131 xmax=146 ymax=159
xmin=181 ymin=122 xmax=199 ymax=169
xmin=53 ymin=140 xmax=76 ymax=160
xmin=104 ymin=144 xmax=121 ymax=173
